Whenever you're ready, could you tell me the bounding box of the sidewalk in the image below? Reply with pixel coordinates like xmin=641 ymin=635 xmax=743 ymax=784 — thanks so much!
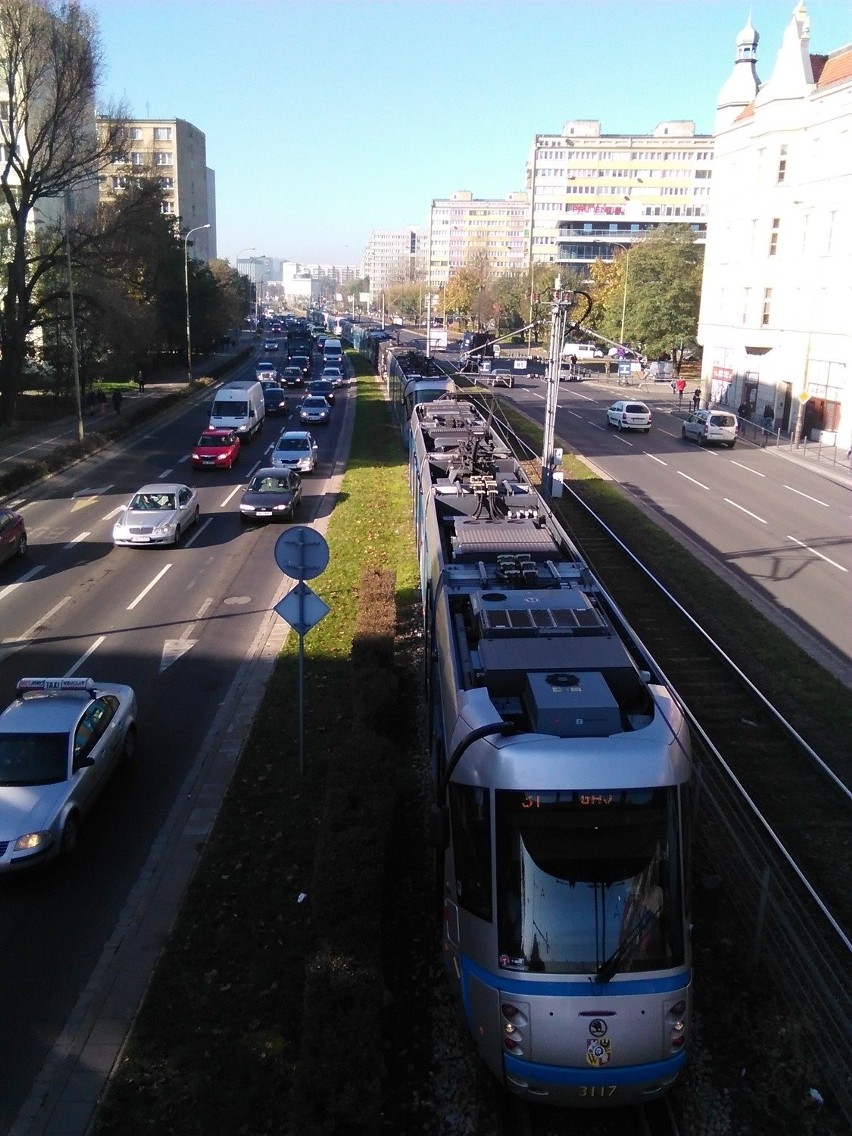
xmin=0 ymin=350 xmax=245 ymax=498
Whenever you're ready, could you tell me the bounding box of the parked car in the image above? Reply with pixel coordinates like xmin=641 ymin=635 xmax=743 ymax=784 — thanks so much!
xmin=113 ymin=483 xmax=200 ymax=546
xmin=606 ymin=400 xmax=652 ymax=432
xmin=0 ymin=507 xmax=27 ymax=565
xmin=239 ymin=467 xmax=302 ymax=523
xmin=0 ymin=676 xmax=138 ymax=871
xmin=270 ymin=430 xmax=318 ymax=474
xmin=681 ymin=408 xmax=738 ymax=448
xmin=299 ymin=395 xmax=331 ymax=426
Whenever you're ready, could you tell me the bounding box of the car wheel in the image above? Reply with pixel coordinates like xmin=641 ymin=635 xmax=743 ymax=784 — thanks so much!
xmin=681 ymin=426 xmax=688 ymax=439
xmin=173 ymin=525 xmax=181 ymax=545
xmin=193 ymin=506 xmax=200 ymax=526
xmin=121 ymin=725 xmax=138 ymax=765
xmin=729 ymin=440 xmax=736 ymax=449
xmin=60 ymin=812 xmax=81 ymax=860
xmin=16 ymin=533 xmax=27 ymax=557
xmin=698 ymin=435 xmax=706 ymax=446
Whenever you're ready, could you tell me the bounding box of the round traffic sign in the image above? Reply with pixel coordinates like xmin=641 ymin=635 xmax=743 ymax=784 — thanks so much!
xmin=274 ymin=526 xmax=330 ymax=580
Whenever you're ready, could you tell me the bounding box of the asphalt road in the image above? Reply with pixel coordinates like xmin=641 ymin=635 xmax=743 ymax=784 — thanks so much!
xmin=0 ymin=349 xmax=351 ymax=1128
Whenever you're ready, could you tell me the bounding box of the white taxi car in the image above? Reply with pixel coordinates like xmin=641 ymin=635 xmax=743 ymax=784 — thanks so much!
xmin=0 ymin=678 xmax=138 ymax=871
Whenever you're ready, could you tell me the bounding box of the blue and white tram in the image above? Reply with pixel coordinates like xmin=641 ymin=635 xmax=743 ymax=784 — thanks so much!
xmin=412 ymin=397 xmax=692 ymax=1108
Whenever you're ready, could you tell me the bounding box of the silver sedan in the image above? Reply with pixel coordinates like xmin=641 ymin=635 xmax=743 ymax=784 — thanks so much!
xmin=113 ymin=482 xmax=200 ymax=547
xmin=0 ymin=677 xmax=138 ymax=871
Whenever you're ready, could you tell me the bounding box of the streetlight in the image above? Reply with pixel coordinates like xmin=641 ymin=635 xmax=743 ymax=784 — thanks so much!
xmin=619 ymin=248 xmax=630 ymax=345
xmin=184 ymin=223 xmax=211 ymax=383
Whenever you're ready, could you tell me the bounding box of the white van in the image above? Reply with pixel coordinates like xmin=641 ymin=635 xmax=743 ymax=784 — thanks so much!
xmin=562 ymin=342 xmax=604 ymax=360
xmin=322 ymin=338 xmax=344 ymax=367
xmin=209 ymin=380 xmax=265 ymax=440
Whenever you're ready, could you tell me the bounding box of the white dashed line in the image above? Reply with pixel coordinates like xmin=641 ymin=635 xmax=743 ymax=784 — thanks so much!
xmin=127 ymin=564 xmax=172 ymax=610
xmin=787 ymin=535 xmax=848 ymax=572
xmin=724 ymin=498 xmax=766 ymax=524
xmin=676 ymin=471 xmax=710 ymax=490
xmin=783 ymin=485 xmax=829 ymax=507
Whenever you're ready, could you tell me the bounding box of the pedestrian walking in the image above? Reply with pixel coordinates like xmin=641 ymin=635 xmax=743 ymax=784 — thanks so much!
xmin=737 ymin=401 xmax=750 ymax=420
xmin=96 ymin=387 xmax=107 ymax=416
xmin=137 ymin=369 xmax=145 ymax=393
xmin=112 ymin=389 xmax=123 ymax=416
xmin=675 ymin=377 xmax=686 ymax=406
xmin=691 ymin=388 xmax=701 ymax=411
xmin=762 ymin=403 xmax=774 ymax=432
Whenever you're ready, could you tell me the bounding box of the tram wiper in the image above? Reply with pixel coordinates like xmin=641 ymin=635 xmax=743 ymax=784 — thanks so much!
xmin=595 ymin=908 xmax=655 ymax=984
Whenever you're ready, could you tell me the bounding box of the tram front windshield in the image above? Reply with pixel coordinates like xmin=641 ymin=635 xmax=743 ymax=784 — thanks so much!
xmin=495 ymin=788 xmax=684 ymax=975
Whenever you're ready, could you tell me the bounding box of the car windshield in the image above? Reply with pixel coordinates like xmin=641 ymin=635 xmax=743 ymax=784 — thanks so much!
xmin=197 ymin=434 xmax=227 ymax=447
xmin=304 ymin=399 xmax=325 ymax=408
xmin=211 ymin=399 xmax=248 ymax=417
xmin=495 ymin=787 xmax=685 ymax=975
xmin=0 ymin=732 xmax=69 ymax=785
xmin=250 ymin=475 xmax=290 ymax=493
xmin=130 ymin=492 xmax=175 ymax=510
xmin=625 ymin=404 xmax=648 ymax=414
xmin=279 ymin=437 xmax=308 ymax=452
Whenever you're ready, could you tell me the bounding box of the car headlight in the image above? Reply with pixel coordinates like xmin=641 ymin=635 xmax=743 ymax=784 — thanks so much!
xmin=274 ymin=503 xmax=290 ymax=511
xmin=217 ymin=453 xmax=229 ymax=462
xmin=14 ymin=832 xmax=49 ymax=852
xmin=239 ymin=503 xmax=254 ymax=512
xmin=153 ymin=521 xmax=174 ymax=536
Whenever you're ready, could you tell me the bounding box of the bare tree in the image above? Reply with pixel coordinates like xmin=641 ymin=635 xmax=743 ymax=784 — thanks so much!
xmin=0 ymin=0 xmax=127 ymax=424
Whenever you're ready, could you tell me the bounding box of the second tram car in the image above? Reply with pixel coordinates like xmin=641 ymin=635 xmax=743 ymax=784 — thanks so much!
xmin=412 ymin=396 xmax=692 ymax=1107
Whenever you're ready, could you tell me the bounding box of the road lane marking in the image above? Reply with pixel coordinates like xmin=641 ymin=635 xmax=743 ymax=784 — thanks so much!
xmin=784 ymin=485 xmax=829 ymax=507
xmin=65 ymin=635 xmax=105 ymax=677
xmin=645 ymin=453 xmax=668 ymax=466
xmin=566 ymin=410 xmax=583 ymax=419
xmin=787 ymin=535 xmax=848 ymax=572
xmin=730 ymin=461 xmax=765 ymax=477
xmin=102 ymin=505 xmax=124 ymax=520
xmin=159 ymin=597 xmax=213 ymax=673
xmin=220 ymin=485 xmax=242 ymax=507
xmin=0 ymin=596 xmax=71 ymax=662
xmin=614 ymin=435 xmax=635 ymax=445
xmin=63 ymin=532 xmax=91 ymax=550
xmin=590 ymin=423 xmax=606 ymax=431
xmin=724 ymin=498 xmax=766 ymax=523
xmin=127 ymin=564 xmax=172 ymax=610
xmin=0 ymin=565 xmax=44 ymax=604
xmin=677 ymin=471 xmax=710 ymax=490
xmin=158 ymin=468 xmax=174 ymax=478
xmin=184 ymin=518 xmax=212 ymax=547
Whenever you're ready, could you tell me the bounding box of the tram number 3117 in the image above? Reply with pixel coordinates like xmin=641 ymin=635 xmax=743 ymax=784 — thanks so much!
xmin=578 ymin=1085 xmax=618 ymax=1099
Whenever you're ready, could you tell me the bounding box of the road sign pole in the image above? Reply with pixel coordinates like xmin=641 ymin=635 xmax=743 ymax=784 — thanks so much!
xmin=298 ymin=629 xmax=305 ymax=776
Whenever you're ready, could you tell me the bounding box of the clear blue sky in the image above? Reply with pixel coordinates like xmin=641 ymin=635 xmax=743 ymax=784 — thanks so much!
xmin=89 ymin=0 xmax=851 ymax=268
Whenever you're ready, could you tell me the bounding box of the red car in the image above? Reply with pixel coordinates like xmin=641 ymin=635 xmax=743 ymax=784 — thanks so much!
xmin=191 ymin=429 xmax=241 ymax=470
xmin=0 ymin=507 xmax=27 ymax=565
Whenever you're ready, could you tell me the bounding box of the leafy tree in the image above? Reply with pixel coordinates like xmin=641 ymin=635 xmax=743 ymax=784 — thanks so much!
xmin=0 ymin=0 xmax=127 ymax=424
xmin=590 ymin=226 xmax=703 ymax=364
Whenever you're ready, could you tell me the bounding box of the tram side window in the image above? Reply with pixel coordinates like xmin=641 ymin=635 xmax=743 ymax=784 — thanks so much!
xmin=449 ymin=783 xmax=493 ymax=921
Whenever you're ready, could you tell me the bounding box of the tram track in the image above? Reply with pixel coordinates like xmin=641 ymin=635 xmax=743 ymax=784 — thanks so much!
xmin=494 ymin=1086 xmax=681 ymax=1136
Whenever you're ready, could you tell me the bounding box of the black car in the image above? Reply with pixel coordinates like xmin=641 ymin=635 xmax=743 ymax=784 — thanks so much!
xmin=239 ymin=467 xmax=302 ymax=523
xmin=307 ymin=379 xmax=335 ymax=405
xmin=282 ymin=365 xmax=304 ymax=388
xmin=261 ymin=384 xmax=288 ymax=415
xmin=288 ymin=354 xmax=311 ymax=378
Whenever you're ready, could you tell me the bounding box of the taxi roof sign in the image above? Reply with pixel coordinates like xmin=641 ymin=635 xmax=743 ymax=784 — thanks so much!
xmin=17 ymin=677 xmax=96 ymax=694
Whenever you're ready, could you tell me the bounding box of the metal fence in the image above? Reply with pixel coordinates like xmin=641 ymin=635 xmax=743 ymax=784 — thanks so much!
xmin=736 ymin=417 xmax=852 ymax=473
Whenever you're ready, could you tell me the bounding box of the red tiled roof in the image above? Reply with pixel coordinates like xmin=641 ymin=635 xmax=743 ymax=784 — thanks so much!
xmin=813 ymin=46 xmax=852 ymax=88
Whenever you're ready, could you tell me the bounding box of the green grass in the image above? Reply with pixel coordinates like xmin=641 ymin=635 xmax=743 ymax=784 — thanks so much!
xmin=91 ymin=353 xmax=418 ymax=1135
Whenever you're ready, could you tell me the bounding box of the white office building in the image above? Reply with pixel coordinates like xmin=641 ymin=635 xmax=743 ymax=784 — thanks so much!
xmin=697 ymin=3 xmax=852 ymax=445
xmin=361 ymin=227 xmax=427 ymax=293
xmin=525 ymin=121 xmax=711 ymax=272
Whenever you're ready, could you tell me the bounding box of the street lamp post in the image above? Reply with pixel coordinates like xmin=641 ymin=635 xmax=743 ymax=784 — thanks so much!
xmin=184 ymin=223 xmax=211 ymax=383
xmin=619 ymin=249 xmax=630 ymax=345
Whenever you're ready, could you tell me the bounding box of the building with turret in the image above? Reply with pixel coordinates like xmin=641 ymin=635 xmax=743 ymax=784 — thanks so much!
xmin=697 ymin=3 xmax=851 ymax=447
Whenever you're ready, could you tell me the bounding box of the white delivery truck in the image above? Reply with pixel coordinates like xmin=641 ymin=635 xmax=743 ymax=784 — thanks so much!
xmin=209 ymin=379 xmax=265 ymax=440
xmin=426 ymin=328 xmax=448 ymax=351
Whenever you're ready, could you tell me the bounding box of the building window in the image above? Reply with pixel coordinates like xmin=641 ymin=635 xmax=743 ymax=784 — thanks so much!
xmin=130 ymin=127 xmax=142 ymax=140
xmin=154 ymin=151 xmax=172 ymax=166
xmin=761 ymin=288 xmax=772 ymax=326
xmin=160 ymin=201 xmax=174 ymax=214
xmin=158 ymin=176 xmax=174 ymax=189
xmin=769 ymin=218 xmax=779 ymax=256
xmin=130 ymin=152 xmax=144 ymax=166
xmin=153 ymin=127 xmax=172 ymax=141
xmin=777 ymin=145 xmax=787 ymax=184
xmin=742 ymin=287 xmax=750 ymax=325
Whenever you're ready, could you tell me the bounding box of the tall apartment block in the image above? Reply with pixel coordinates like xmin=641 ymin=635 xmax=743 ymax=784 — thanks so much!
xmin=361 ymin=227 xmax=427 ymax=293
xmin=526 ymin=120 xmax=712 ymax=271
xmin=428 ymin=191 xmax=528 ymax=287
xmin=98 ymin=117 xmax=215 ymax=261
